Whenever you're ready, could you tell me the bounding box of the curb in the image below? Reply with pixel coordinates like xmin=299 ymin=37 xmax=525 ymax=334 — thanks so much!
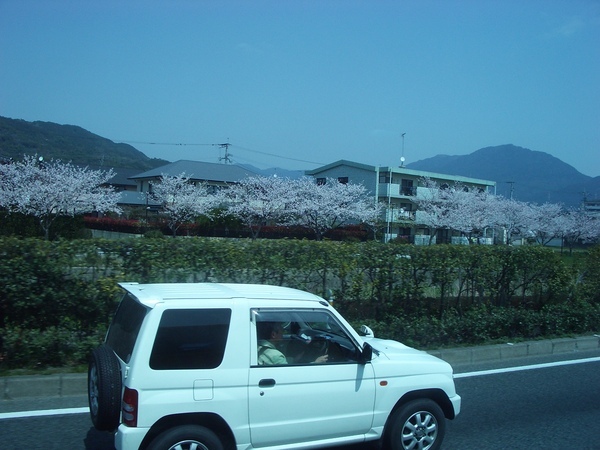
xmin=1 ymin=372 xmax=88 ymax=401
xmin=1 ymin=335 xmax=599 ymax=401
xmin=427 ymin=335 xmax=600 ymax=366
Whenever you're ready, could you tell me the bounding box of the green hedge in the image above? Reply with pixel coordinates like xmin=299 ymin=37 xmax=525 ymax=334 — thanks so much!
xmin=0 ymin=237 xmax=598 ymax=370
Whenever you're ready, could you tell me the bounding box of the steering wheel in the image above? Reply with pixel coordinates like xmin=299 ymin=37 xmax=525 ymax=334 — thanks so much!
xmin=312 ymin=335 xmax=329 ymax=355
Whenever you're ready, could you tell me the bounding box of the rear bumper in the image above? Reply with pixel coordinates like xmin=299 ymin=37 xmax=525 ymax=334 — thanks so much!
xmin=115 ymin=424 xmax=149 ymax=450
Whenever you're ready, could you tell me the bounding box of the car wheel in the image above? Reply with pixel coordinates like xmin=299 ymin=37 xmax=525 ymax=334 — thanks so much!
xmin=88 ymin=344 xmax=121 ymax=431
xmin=386 ymin=399 xmax=445 ymax=450
xmin=147 ymin=425 xmax=224 ymax=450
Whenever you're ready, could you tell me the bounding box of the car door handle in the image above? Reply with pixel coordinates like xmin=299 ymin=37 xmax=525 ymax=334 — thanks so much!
xmin=259 ymin=378 xmax=276 ymax=388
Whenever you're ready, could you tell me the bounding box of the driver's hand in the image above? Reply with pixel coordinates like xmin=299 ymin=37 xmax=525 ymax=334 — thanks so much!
xmin=314 ymin=354 xmax=328 ymax=364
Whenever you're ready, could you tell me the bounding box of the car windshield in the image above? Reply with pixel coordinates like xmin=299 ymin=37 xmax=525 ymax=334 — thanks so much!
xmin=309 ymin=320 xmax=346 ymax=337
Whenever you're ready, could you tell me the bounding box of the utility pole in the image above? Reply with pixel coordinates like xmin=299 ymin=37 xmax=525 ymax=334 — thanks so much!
xmin=218 ymin=142 xmax=232 ymax=164
xmin=506 ymin=181 xmax=515 ymax=200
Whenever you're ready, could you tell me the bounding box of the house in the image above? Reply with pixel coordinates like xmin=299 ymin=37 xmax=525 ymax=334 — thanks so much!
xmin=583 ymin=197 xmax=600 ymax=218
xmin=305 ymin=159 xmax=496 ymax=243
xmin=103 ymin=160 xmax=260 ymax=216
xmin=129 ymin=160 xmax=261 ymax=194
xmin=104 ymin=167 xmax=139 ymax=192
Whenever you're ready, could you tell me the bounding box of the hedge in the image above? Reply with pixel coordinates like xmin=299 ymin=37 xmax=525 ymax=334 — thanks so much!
xmin=0 ymin=237 xmax=598 ymax=370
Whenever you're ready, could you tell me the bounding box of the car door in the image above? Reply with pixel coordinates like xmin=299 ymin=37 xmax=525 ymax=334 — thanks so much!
xmin=248 ymin=308 xmax=376 ymax=448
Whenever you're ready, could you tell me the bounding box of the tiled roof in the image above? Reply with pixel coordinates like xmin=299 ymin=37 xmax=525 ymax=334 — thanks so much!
xmin=129 ymin=160 xmax=260 ymax=183
xmin=106 ymin=168 xmax=139 ymax=187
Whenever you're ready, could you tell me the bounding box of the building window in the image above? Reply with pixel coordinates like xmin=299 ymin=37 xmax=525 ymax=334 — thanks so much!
xmin=379 ymin=174 xmax=390 ymax=183
xmin=337 ymin=177 xmax=348 ymax=184
xmin=400 ymin=179 xmax=414 ymax=196
xmin=316 ymin=178 xmax=326 ymax=186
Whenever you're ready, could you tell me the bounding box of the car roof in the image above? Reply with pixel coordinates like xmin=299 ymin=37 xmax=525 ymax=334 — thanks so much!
xmin=119 ymin=282 xmax=327 ymax=307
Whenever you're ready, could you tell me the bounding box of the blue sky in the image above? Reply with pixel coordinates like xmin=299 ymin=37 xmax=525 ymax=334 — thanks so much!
xmin=1 ymin=0 xmax=599 ymax=176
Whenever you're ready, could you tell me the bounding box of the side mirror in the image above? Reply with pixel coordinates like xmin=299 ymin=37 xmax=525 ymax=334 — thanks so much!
xmin=359 ymin=342 xmax=373 ymax=364
xmin=360 ymin=325 xmax=374 ymax=338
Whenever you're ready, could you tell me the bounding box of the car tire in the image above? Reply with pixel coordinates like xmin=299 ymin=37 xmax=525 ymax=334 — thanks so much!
xmin=88 ymin=344 xmax=121 ymax=431
xmin=385 ymin=398 xmax=446 ymax=450
xmin=147 ymin=425 xmax=225 ymax=450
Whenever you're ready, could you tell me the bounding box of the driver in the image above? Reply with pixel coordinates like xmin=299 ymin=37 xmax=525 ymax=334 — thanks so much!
xmin=257 ymin=321 xmax=328 ymax=365
xmin=257 ymin=322 xmax=288 ymax=365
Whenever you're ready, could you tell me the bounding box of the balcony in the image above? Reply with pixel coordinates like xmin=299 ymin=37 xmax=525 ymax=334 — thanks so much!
xmin=378 ymin=184 xmax=416 ymax=198
xmin=385 ymin=208 xmax=415 ymax=222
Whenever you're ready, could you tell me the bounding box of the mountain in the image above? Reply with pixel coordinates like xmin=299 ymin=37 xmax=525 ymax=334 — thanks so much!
xmin=406 ymin=144 xmax=600 ymax=207
xmin=2 ymin=117 xmax=598 ymax=207
xmin=0 ymin=116 xmax=168 ymax=170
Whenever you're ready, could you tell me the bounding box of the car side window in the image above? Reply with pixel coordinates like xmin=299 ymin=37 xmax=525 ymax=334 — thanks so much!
xmin=150 ymin=308 xmax=232 ymax=370
xmin=253 ymin=309 xmax=361 ymax=366
xmin=106 ymin=294 xmax=148 ymax=363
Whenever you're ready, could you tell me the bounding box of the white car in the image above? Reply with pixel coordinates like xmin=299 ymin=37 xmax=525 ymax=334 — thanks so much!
xmin=88 ymin=282 xmax=460 ymax=450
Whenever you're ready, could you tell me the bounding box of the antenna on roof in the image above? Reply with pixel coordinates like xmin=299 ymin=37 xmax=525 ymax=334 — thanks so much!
xmin=400 ymin=133 xmax=406 ymax=167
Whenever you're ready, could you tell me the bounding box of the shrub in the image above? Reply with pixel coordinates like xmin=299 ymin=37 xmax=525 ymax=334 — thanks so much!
xmin=0 ymin=238 xmax=598 ymax=368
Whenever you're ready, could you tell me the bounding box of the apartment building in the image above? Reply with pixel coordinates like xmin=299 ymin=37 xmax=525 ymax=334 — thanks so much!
xmin=306 ymin=160 xmax=496 ymax=243
xmin=583 ymin=197 xmax=600 ymax=217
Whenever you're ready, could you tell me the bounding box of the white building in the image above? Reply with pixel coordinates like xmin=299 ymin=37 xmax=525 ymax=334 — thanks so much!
xmin=306 ymin=160 xmax=496 ymax=243
xmin=583 ymin=198 xmax=600 ymax=218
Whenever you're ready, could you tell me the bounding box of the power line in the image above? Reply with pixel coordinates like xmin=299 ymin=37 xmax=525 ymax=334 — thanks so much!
xmin=115 ymin=139 xmax=325 ymax=166
xmin=233 ymin=144 xmax=324 ymax=166
xmin=115 ymin=140 xmax=216 ymax=146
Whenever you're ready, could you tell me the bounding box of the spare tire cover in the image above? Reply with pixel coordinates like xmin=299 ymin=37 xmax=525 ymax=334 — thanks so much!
xmin=88 ymin=344 xmax=122 ymax=431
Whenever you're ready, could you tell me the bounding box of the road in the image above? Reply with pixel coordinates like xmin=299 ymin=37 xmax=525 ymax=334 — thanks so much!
xmin=2 ymin=350 xmax=600 ymax=450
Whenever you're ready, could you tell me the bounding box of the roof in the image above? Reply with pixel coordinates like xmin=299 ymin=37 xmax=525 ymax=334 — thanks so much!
xmin=305 ymin=159 xmax=376 ymax=175
xmin=306 ymin=159 xmax=495 ymax=187
xmin=379 ymin=166 xmax=496 ymax=187
xmin=119 ymin=282 xmax=326 ymax=307
xmin=106 ymin=168 xmax=139 ymax=187
xmin=129 ymin=160 xmax=260 ymax=183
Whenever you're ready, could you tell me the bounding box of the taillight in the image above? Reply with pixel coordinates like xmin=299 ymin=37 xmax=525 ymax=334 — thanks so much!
xmin=122 ymin=387 xmax=138 ymax=427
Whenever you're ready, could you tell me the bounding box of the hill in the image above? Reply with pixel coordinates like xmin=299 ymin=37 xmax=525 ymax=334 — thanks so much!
xmin=2 ymin=117 xmax=598 ymax=207
xmin=406 ymin=144 xmax=600 ymax=207
xmin=0 ymin=116 xmax=168 ymax=171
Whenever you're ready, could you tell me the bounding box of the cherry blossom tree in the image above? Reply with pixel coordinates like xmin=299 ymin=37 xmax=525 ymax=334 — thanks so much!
xmin=525 ymin=202 xmax=565 ymax=246
xmin=487 ymin=197 xmax=532 ymax=245
xmin=361 ymin=200 xmax=386 ymax=241
xmin=221 ymin=175 xmax=292 ymax=239
xmin=442 ymin=184 xmax=495 ymax=240
xmin=414 ymin=178 xmax=473 ymax=244
xmin=150 ymin=173 xmax=219 ymax=236
xmin=285 ymin=177 xmax=379 ymax=240
xmin=413 ymin=179 xmax=443 ymax=244
xmin=557 ymin=208 xmax=600 ymax=252
xmin=0 ymin=155 xmax=121 ymax=239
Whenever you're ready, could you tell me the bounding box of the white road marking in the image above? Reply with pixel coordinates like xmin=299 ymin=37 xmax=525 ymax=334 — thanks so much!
xmin=454 ymin=356 xmax=600 ymax=379
xmin=0 ymin=406 xmax=88 ymax=420
xmin=2 ymin=357 xmax=600 ymax=420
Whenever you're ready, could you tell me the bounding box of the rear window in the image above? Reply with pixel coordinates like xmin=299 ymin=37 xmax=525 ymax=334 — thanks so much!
xmin=150 ymin=308 xmax=232 ymax=370
xmin=106 ymin=294 xmax=148 ymax=363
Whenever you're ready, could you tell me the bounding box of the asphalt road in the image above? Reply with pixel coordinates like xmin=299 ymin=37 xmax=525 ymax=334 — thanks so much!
xmin=2 ymin=350 xmax=600 ymax=450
